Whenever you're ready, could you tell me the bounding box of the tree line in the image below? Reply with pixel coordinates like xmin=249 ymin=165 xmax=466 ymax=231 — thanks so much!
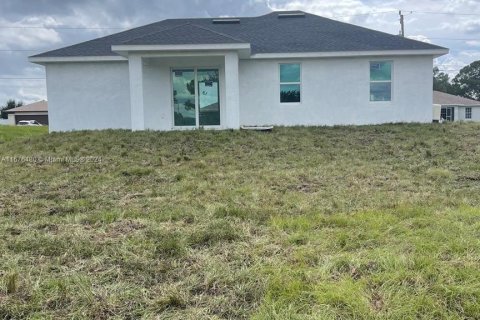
xmin=0 ymin=99 xmax=23 ymax=119
xmin=434 ymin=60 xmax=480 ymax=101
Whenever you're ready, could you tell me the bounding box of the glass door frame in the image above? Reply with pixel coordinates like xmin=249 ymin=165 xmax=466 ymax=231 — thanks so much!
xmin=170 ymin=66 xmax=222 ymax=129
xmin=441 ymin=107 xmax=455 ymax=122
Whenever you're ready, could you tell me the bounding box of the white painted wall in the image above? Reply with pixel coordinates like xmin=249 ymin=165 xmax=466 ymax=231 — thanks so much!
xmin=7 ymin=114 xmax=15 ymax=125
xmin=44 ymin=54 xmax=436 ymax=131
xmin=46 ymin=62 xmax=131 ymax=132
xmin=239 ymin=55 xmax=434 ymax=126
xmin=456 ymin=106 xmax=480 ymax=121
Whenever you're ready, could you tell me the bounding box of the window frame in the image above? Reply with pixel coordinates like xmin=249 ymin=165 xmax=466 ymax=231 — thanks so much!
xmin=279 ymin=63 xmax=302 ymax=104
xmin=465 ymin=107 xmax=472 ymax=119
xmin=369 ymin=61 xmax=393 ymax=102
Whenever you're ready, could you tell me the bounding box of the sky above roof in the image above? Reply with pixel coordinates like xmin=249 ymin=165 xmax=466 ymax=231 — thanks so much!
xmin=1 ymin=0 xmax=479 ymax=104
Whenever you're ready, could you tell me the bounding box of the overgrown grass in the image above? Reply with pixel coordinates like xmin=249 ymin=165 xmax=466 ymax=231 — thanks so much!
xmin=1 ymin=123 xmax=480 ymax=319
xmin=0 ymin=125 xmax=48 ymax=142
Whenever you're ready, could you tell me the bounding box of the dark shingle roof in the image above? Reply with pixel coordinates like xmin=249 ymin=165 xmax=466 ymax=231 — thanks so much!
xmin=123 ymin=23 xmax=246 ymax=45
xmin=32 ymin=11 xmax=446 ymax=58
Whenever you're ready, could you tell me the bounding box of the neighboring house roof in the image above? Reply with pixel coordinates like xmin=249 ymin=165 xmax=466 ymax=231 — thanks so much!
xmin=433 ymin=91 xmax=480 ymax=106
xmin=31 ymin=11 xmax=446 ymax=58
xmin=6 ymin=100 xmax=48 ymax=113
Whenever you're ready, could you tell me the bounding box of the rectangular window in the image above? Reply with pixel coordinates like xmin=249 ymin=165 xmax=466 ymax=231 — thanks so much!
xmin=280 ymin=63 xmax=301 ymax=103
xmin=466 ymin=107 xmax=472 ymax=119
xmin=370 ymin=61 xmax=392 ymax=101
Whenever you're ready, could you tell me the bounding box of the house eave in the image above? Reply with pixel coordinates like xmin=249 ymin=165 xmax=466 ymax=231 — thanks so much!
xmin=437 ymin=104 xmax=480 ymax=107
xmin=250 ymin=49 xmax=449 ymax=59
xmin=7 ymin=111 xmax=48 ymax=115
xmin=112 ymin=43 xmax=251 ymax=57
xmin=29 ymin=55 xmax=127 ymax=64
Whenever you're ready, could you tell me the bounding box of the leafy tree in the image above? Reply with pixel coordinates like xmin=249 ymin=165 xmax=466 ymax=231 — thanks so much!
xmin=433 ymin=67 xmax=453 ymax=93
xmin=452 ymin=60 xmax=480 ymax=101
xmin=1 ymin=99 xmax=23 ymax=119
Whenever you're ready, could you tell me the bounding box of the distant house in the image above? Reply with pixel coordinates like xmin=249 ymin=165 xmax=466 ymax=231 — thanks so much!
xmin=433 ymin=91 xmax=480 ymax=122
xmin=29 ymin=11 xmax=448 ymax=132
xmin=7 ymin=100 xmax=48 ymax=125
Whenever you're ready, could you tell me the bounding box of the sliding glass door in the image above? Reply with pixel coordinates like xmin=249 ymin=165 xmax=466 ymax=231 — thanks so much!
xmin=172 ymin=68 xmax=220 ymax=128
xmin=172 ymin=69 xmax=196 ymax=126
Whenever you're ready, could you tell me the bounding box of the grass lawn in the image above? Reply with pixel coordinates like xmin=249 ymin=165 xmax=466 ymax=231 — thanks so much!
xmin=0 ymin=125 xmax=48 ymax=142
xmin=0 ymin=123 xmax=479 ymax=319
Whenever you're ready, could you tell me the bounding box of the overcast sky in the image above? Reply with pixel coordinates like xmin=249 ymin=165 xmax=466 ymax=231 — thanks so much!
xmin=1 ymin=0 xmax=479 ymax=104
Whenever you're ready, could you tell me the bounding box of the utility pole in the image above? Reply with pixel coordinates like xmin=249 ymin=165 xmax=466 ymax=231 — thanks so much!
xmin=399 ymin=10 xmax=405 ymax=37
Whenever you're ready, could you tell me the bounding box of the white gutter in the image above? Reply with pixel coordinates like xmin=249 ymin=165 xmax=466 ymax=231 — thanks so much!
xmin=250 ymin=49 xmax=449 ymax=59
xmin=111 ymin=43 xmax=251 ymax=53
xmin=29 ymin=56 xmax=127 ymax=64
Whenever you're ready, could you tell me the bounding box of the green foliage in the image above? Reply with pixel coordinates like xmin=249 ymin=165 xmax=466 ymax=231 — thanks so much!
xmin=452 ymin=60 xmax=480 ymax=100
xmin=188 ymin=220 xmax=239 ymax=247
xmin=0 ymin=99 xmax=23 ymax=119
xmin=5 ymin=272 xmax=18 ymax=294
xmin=433 ymin=66 xmax=454 ymax=93
xmin=0 ymin=125 xmax=47 ymax=142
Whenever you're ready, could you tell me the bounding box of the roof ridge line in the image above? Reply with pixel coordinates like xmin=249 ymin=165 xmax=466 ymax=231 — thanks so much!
xmin=119 ymin=22 xmax=194 ymax=45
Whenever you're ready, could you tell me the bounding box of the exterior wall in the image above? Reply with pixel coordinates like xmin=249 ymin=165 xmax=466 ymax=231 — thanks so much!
xmin=46 ymin=62 xmax=131 ymax=132
xmin=239 ymin=55 xmax=434 ymax=126
xmin=7 ymin=114 xmax=15 ymax=125
xmin=142 ymin=56 xmax=226 ymax=130
xmin=433 ymin=104 xmax=441 ymax=122
xmin=44 ymin=54 xmax=436 ymax=131
xmin=456 ymin=106 xmax=480 ymax=121
xmin=456 ymin=106 xmax=463 ymax=121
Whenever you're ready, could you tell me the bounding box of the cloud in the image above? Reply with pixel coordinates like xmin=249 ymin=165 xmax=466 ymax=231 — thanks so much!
xmin=407 ymin=35 xmax=432 ymax=43
xmin=0 ymin=17 xmax=62 ymax=50
xmin=466 ymin=40 xmax=480 ymax=47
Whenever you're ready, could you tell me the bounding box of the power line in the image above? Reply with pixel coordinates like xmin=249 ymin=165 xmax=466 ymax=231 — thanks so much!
xmin=333 ymin=10 xmax=397 ymax=18
xmin=411 ymin=11 xmax=480 ymax=16
xmin=333 ymin=10 xmax=480 ymax=19
xmin=0 ymin=49 xmax=42 ymax=52
xmin=0 ymin=25 xmax=126 ymax=30
xmin=429 ymin=38 xmax=480 ymax=41
xmin=0 ymin=78 xmax=45 ymax=80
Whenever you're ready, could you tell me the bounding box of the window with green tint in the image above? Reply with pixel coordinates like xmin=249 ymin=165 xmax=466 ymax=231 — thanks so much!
xmin=370 ymin=61 xmax=392 ymax=101
xmin=280 ymin=63 xmax=301 ymax=103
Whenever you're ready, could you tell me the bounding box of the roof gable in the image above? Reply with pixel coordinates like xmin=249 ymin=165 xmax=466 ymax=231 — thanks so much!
xmin=31 ymin=11 xmax=447 ymax=58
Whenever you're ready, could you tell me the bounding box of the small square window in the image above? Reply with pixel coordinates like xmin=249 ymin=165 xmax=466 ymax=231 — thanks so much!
xmin=466 ymin=107 xmax=472 ymax=119
xmin=370 ymin=83 xmax=392 ymax=102
xmin=280 ymin=84 xmax=301 ymax=103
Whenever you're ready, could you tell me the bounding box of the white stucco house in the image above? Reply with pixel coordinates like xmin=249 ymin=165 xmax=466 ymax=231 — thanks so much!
xmin=433 ymin=90 xmax=480 ymax=122
xmin=30 ymin=11 xmax=448 ymax=132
